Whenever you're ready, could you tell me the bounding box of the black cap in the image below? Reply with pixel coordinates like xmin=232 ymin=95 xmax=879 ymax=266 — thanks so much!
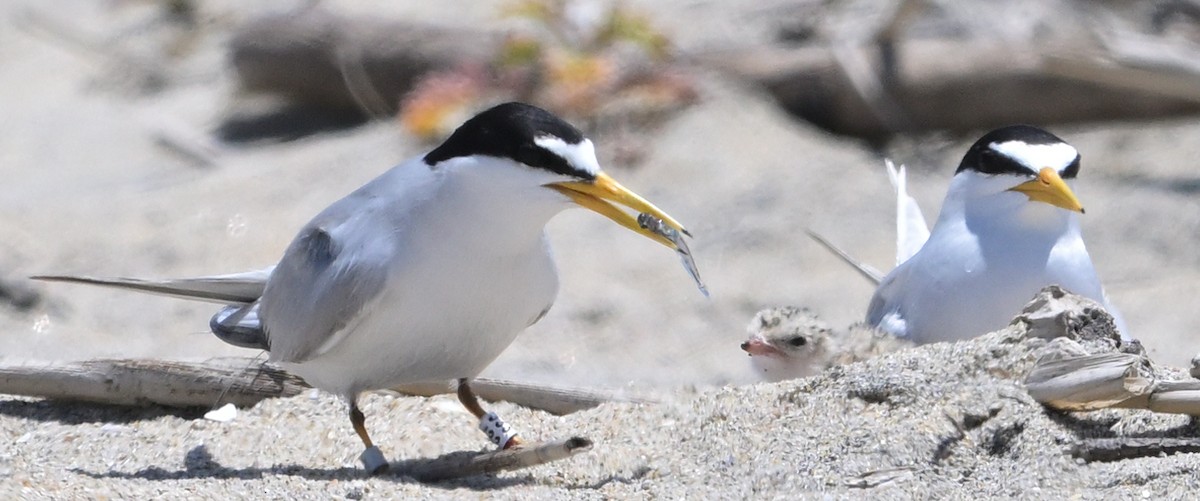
xmin=956 ymin=125 xmax=1080 ymax=179
xmin=423 ymin=102 xmax=594 ymax=180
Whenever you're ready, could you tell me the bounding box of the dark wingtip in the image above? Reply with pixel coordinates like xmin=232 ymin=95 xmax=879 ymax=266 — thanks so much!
xmin=210 ymin=306 xmax=270 ymax=351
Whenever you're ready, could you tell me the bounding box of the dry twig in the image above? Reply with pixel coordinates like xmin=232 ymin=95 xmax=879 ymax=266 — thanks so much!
xmin=398 ymin=437 xmax=593 ymax=482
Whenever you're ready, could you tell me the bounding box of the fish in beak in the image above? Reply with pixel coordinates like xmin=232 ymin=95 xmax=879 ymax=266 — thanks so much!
xmin=549 ymin=172 xmax=707 ymax=296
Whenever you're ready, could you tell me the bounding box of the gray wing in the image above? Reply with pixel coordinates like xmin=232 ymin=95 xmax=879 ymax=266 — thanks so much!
xmin=210 ymin=301 xmax=269 ymax=350
xmin=865 ymin=261 xmax=908 ymax=337
xmin=259 ymin=214 xmax=392 ymax=364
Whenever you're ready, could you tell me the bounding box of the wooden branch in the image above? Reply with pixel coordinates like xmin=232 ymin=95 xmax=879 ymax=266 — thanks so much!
xmin=1071 ymin=437 xmax=1200 ymax=462
xmin=388 ymin=378 xmax=651 ymax=416
xmin=704 ymin=39 xmax=1200 ymax=139
xmin=228 ymin=9 xmax=496 ymax=113
xmin=398 ymin=437 xmax=593 ymax=482
xmin=1025 ymin=341 xmax=1200 ymax=416
xmin=1024 ymin=352 xmax=1153 ymax=411
xmin=1041 ymin=54 xmax=1200 ymax=104
xmin=1147 ymin=380 xmax=1200 ymax=415
xmin=1102 ymin=29 xmax=1200 ymax=76
xmin=0 ymin=359 xmax=306 ymax=409
xmin=0 ymin=358 xmax=644 ymax=415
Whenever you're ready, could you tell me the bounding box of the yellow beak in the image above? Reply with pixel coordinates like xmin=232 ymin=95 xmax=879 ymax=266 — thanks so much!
xmin=548 ymin=172 xmax=688 ymax=249
xmin=1007 ymin=167 xmax=1085 ymax=213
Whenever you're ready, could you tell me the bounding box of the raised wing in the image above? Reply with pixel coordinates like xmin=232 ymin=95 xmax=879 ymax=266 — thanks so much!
xmin=865 ymin=260 xmax=910 ymax=337
xmin=886 ymin=160 xmax=930 ymax=265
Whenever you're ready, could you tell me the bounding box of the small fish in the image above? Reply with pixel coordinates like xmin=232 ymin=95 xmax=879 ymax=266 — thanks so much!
xmin=638 ymin=213 xmax=709 ymax=297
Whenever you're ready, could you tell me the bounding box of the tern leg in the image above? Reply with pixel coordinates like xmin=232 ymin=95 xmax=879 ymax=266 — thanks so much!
xmin=350 ymin=397 xmax=388 ymax=474
xmin=457 ymin=378 xmax=523 ymax=449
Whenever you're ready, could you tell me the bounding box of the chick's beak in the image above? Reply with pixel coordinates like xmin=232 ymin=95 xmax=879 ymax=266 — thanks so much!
xmin=548 ymin=172 xmax=689 ymax=249
xmin=1008 ymin=167 xmax=1085 ymax=213
xmin=741 ymin=338 xmax=783 ymax=358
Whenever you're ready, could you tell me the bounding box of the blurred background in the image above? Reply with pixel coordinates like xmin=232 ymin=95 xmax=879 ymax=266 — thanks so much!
xmin=2 ymin=0 xmax=1198 ymax=389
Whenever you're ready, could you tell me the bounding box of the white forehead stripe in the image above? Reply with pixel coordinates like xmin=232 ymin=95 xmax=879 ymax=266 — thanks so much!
xmin=534 ymin=135 xmax=601 ymax=175
xmin=988 ymin=140 xmax=1078 ymax=173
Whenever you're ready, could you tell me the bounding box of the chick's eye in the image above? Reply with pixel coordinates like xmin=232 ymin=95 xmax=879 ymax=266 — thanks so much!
xmin=787 ymin=336 xmax=807 ymax=347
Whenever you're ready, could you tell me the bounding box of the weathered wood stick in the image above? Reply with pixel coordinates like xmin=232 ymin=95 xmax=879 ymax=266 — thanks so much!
xmin=388 ymin=378 xmax=651 ymax=416
xmin=704 ymin=39 xmax=1200 ymax=139
xmin=0 ymin=359 xmax=306 ymax=409
xmin=1071 ymin=437 xmax=1200 ymax=462
xmin=399 ymin=437 xmax=593 ymax=482
xmin=1025 ymin=346 xmax=1200 ymax=416
xmin=229 ymin=9 xmax=496 ymax=113
xmin=1024 ymin=352 xmax=1154 ymax=411
xmin=1146 ymin=380 xmax=1200 ymax=415
xmin=1041 ymin=54 xmax=1200 ymax=105
xmin=0 ymin=358 xmax=643 ymax=415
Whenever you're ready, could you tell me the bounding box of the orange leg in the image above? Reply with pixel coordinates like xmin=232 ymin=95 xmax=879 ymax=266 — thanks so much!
xmin=350 ymin=397 xmax=388 ymax=473
xmin=457 ymin=378 xmax=523 ymax=449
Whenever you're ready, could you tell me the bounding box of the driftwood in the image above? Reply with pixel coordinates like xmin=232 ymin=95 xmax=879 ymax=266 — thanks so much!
xmin=707 ymin=38 xmax=1200 ymax=140
xmin=0 ymin=358 xmax=643 ymax=415
xmin=0 ymin=359 xmax=307 ymax=409
xmin=229 ymin=9 xmax=496 ymax=115
xmin=1025 ymin=341 xmax=1200 ymax=415
xmin=399 ymin=437 xmax=593 ymax=482
xmin=1071 ymin=437 xmax=1200 ymax=463
xmin=389 ymin=379 xmax=650 ymax=416
xmin=1014 ymin=290 xmax=1200 ymax=463
xmin=225 ymin=7 xmax=1200 ymax=139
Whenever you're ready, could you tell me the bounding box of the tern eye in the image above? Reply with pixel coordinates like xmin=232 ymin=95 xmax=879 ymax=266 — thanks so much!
xmin=787 ymin=336 xmax=807 ymax=347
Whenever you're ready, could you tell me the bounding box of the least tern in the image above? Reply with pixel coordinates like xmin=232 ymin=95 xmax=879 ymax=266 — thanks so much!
xmin=866 ymin=125 xmax=1129 ymax=344
xmin=35 ymin=102 xmax=702 ymax=473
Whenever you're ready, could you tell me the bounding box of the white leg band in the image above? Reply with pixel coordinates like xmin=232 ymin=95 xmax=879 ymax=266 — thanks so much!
xmin=359 ymin=445 xmax=388 ymax=474
xmin=478 ymin=411 xmax=517 ymax=448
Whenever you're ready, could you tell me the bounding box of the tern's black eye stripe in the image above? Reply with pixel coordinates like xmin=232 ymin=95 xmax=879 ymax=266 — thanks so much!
xmin=972 ymin=147 xmax=1029 ymax=176
xmin=1061 ymin=155 xmax=1080 ymax=179
xmin=512 ymin=141 xmax=575 ymax=177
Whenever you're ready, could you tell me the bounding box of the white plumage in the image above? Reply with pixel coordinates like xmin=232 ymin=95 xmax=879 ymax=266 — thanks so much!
xmin=868 ymin=126 xmax=1129 ymax=344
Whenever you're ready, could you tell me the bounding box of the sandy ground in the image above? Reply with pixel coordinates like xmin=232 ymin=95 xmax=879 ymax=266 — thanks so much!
xmin=4 ymin=295 xmax=1199 ymax=499
xmin=2 ymin=0 xmax=1199 ymax=498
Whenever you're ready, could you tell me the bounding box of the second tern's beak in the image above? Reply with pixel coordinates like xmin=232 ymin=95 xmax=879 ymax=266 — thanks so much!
xmin=1007 ymin=167 xmax=1085 ymax=213
xmin=548 ymin=172 xmax=689 ymax=249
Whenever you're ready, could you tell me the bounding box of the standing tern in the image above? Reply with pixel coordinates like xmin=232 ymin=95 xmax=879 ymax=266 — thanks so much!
xmin=35 ymin=102 xmax=704 ymax=473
